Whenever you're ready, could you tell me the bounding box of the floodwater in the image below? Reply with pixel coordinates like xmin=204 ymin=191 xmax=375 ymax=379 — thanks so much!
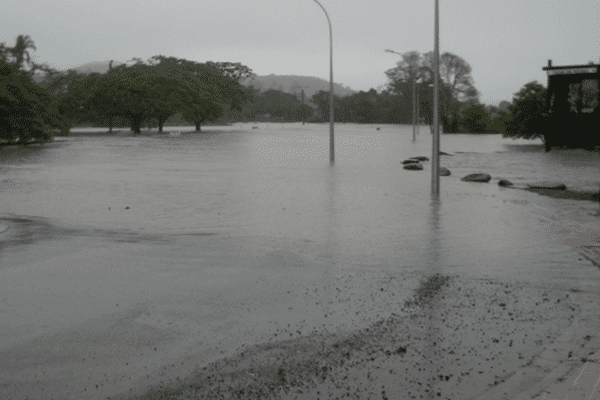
xmin=0 ymin=123 xmax=599 ymax=400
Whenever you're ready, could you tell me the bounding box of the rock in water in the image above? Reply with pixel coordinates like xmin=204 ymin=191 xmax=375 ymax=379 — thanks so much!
xmin=410 ymin=156 xmax=429 ymax=161
xmin=439 ymin=167 xmax=451 ymax=176
xmin=461 ymin=173 xmax=491 ymax=182
xmin=402 ymin=159 xmax=421 ymax=164
xmin=439 ymin=151 xmax=453 ymax=156
xmin=498 ymin=179 xmax=514 ymax=187
xmin=527 ymin=182 xmax=567 ymax=190
xmin=404 ymin=163 xmax=424 ymax=171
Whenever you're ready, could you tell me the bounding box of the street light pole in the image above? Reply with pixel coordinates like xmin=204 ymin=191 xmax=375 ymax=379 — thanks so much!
xmin=432 ymin=0 xmax=440 ymax=197
xmin=313 ymin=0 xmax=334 ymax=163
xmin=412 ymin=78 xmax=416 ymax=141
xmin=416 ymin=82 xmax=420 ymax=134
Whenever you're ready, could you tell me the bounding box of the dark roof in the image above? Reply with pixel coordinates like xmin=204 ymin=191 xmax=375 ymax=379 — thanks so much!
xmin=543 ymin=63 xmax=600 ymax=71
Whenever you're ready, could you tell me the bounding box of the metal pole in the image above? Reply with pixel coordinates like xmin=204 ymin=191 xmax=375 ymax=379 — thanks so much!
xmin=301 ymin=89 xmax=305 ymax=125
xmin=416 ymin=83 xmax=420 ymax=134
xmin=432 ymin=0 xmax=440 ymax=197
xmin=313 ymin=0 xmax=334 ymax=163
xmin=412 ymin=79 xmax=416 ymax=141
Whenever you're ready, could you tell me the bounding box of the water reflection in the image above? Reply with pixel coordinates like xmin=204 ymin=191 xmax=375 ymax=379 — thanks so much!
xmin=321 ymin=162 xmax=337 ymax=326
xmin=424 ymin=197 xmax=443 ymax=399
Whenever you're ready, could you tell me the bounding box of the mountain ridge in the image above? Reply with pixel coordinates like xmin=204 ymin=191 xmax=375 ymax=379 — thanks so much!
xmin=242 ymin=74 xmax=356 ymax=99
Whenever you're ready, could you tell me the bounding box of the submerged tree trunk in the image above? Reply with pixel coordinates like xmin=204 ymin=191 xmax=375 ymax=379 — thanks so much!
xmin=130 ymin=115 xmax=144 ymax=134
xmin=158 ymin=116 xmax=165 ymax=133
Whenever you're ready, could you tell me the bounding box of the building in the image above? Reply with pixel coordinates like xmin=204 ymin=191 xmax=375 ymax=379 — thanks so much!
xmin=542 ymin=60 xmax=599 ymax=151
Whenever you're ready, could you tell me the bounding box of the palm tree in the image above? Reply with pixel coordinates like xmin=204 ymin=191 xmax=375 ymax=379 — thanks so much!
xmin=10 ymin=34 xmax=37 ymax=70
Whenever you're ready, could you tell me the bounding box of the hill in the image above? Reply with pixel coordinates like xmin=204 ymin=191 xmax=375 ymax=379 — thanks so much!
xmin=64 ymin=60 xmax=126 ymax=74
xmin=242 ymin=74 xmax=355 ymax=99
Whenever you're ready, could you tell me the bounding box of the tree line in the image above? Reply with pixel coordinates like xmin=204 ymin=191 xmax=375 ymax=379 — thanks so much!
xmin=1 ymin=35 xmax=549 ymax=145
xmin=1 ymin=35 xmax=256 ymax=143
xmin=229 ymin=50 xmax=547 ymax=137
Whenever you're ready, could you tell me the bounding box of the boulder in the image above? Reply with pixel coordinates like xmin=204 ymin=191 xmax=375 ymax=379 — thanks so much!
xmin=404 ymin=163 xmax=423 ymax=171
xmin=498 ymin=179 xmax=514 ymax=187
xmin=527 ymin=182 xmax=567 ymax=190
xmin=402 ymin=159 xmax=421 ymax=164
xmin=439 ymin=167 xmax=451 ymax=176
xmin=461 ymin=173 xmax=491 ymax=183
xmin=410 ymin=156 xmax=429 ymax=161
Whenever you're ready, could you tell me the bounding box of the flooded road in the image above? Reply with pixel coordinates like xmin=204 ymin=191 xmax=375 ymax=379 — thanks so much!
xmin=1 ymin=123 xmax=599 ymax=399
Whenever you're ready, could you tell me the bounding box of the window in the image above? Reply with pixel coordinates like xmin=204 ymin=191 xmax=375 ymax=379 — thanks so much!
xmin=580 ymin=79 xmax=599 ymax=113
xmin=567 ymin=83 xmax=581 ymax=113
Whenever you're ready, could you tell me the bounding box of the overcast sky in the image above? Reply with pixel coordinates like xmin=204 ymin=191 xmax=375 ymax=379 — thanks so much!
xmin=2 ymin=0 xmax=599 ymax=105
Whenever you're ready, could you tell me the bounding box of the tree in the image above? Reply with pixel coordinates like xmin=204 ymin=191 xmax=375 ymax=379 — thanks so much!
xmin=205 ymin=61 xmax=256 ymax=82
xmin=422 ymin=52 xmax=479 ymax=102
xmin=0 ymin=47 xmax=62 ymax=144
xmin=503 ymin=81 xmax=547 ymax=140
xmin=457 ymin=101 xmax=490 ymax=133
xmin=181 ymin=101 xmax=225 ymax=131
xmin=41 ymin=69 xmax=91 ymax=135
xmin=177 ymin=60 xmax=245 ymax=130
xmin=84 ymin=72 xmax=122 ymax=132
xmin=344 ymin=89 xmax=380 ymax=124
xmin=385 ymin=51 xmax=479 ymax=132
xmin=8 ymin=35 xmax=37 ymax=71
xmin=310 ymin=90 xmax=341 ymax=122
xmin=384 ymin=51 xmax=423 ymax=95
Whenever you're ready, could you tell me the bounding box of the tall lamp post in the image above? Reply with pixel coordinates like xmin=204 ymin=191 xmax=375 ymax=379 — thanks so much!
xmin=417 ymin=79 xmax=422 ymax=134
xmin=313 ymin=0 xmax=334 ymax=163
xmin=432 ymin=0 xmax=440 ymax=198
xmin=385 ymin=49 xmax=418 ymax=141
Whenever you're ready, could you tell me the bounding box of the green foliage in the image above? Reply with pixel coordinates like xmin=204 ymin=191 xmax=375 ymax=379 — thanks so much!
xmin=310 ymin=90 xmax=336 ymax=122
xmin=40 ymin=69 xmax=92 ymax=135
xmin=74 ymin=56 xmax=254 ymax=133
xmin=240 ymin=89 xmax=313 ymax=122
xmin=503 ymin=81 xmax=547 ymax=139
xmin=0 ymin=39 xmax=62 ymax=144
xmin=457 ymin=102 xmax=489 ymax=133
xmin=384 ymin=50 xmax=480 ymax=132
xmin=6 ymin=34 xmax=37 ymax=71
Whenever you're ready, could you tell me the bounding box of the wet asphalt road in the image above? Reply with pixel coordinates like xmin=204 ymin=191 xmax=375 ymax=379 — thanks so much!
xmin=0 ymin=216 xmax=599 ymax=400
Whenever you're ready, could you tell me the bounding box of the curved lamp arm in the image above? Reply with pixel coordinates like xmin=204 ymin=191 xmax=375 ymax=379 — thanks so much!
xmin=313 ymin=0 xmax=334 ymax=163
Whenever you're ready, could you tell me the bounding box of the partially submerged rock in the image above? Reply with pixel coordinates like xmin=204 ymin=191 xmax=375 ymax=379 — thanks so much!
xmin=439 ymin=167 xmax=451 ymax=176
xmin=410 ymin=156 xmax=429 ymax=162
xmin=401 ymin=159 xmax=421 ymax=165
xmin=439 ymin=151 xmax=453 ymax=156
xmin=404 ymin=163 xmax=423 ymax=170
xmin=527 ymin=182 xmax=567 ymax=190
xmin=498 ymin=179 xmax=514 ymax=187
xmin=461 ymin=173 xmax=491 ymax=183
